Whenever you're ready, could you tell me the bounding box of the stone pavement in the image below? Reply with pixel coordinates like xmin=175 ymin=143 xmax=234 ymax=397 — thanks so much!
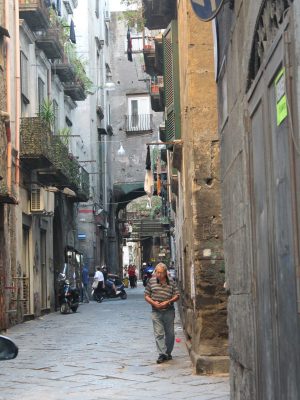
xmin=0 ymin=284 xmax=229 ymax=400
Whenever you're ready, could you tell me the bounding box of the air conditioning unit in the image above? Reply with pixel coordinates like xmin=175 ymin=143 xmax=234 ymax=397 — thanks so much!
xmin=30 ymin=185 xmax=55 ymax=215
xmin=31 ymin=185 xmax=46 ymax=213
xmin=104 ymin=10 xmax=111 ymax=22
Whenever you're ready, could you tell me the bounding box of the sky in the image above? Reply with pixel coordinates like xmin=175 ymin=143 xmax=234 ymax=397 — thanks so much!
xmin=109 ymin=0 xmax=127 ymax=12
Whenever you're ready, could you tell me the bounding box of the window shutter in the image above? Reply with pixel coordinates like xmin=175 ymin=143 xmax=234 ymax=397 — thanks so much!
xmin=163 ymin=20 xmax=181 ymax=142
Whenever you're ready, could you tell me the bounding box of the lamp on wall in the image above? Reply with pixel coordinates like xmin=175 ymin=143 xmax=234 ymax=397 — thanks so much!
xmin=86 ymin=73 xmax=116 ymax=95
xmin=117 ymin=144 xmax=125 ymax=156
xmin=104 ymin=72 xmax=116 ymax=91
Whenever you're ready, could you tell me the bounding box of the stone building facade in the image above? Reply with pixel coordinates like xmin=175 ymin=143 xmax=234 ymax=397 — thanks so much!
xmin=0 ymin=0 xmax=92 ymax=329
xmin=216 ymin=0 xmax=300 ymax=398
xmin=175 ymin=0 xmax=228 ymax=374
xmin=142 ymin=0 xmax=228 ymax=373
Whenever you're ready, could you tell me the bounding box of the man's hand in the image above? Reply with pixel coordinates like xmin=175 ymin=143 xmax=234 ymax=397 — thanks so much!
xmin=152 ymin=300 xmax=170 ymax=310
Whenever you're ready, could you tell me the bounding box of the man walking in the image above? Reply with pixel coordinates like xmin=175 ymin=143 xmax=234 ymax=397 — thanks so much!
xmin=144 ymin=262 xmax=180 ymax=364
xmin=94 ymin=266 xmax=105 ymax=300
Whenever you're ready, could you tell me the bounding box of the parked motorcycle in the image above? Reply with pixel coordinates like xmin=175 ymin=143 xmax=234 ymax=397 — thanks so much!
xmin=0 ymin=336 xmax=18 ymax=361
xmin=92 ymin=274 xmax=127 ymax=302
xmin=142 ymin=265 xmax=155 ymax=287
xmin=57 ymin=273 xmax=80 ymax=314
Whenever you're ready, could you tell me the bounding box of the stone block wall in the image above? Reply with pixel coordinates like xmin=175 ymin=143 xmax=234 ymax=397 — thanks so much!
xmin=176 ymin=0 xmax=228 ymax=374
xmin=217 ymin=1 xmax=300 ymax=399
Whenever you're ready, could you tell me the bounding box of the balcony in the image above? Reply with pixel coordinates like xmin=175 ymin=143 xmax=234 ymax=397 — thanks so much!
xmin=74 ymin=167 xmax=90 ymax=202
xmin=142 ymin=0 xmax=176 ymax=30
xmin=19 ymin=0 xmax=50 ymax=31
xmin=125 ymin=114 xmax=153 ymax=133
xmin=20 ymin=117 xmax=89 ymax=201
xmin=150 ymin=79 xmax=164 ymax=112
xmin=143 ymin=36 xmax=163 ymax=77
xmin=159 ymin=124 xmax=167 ymax=142
xmin=63 ymin=82 xmax=86 ymax=101
xmin=35 ymin=28 xmax=64 ymax=59
xmin=20 ymin=117 xmax=54 ymax=169
xmin=143 ymin=44 xmax=156 ymax=76
xmin=52 ymin=56 xmax=76 ymax=83
xmin=0 ymin=180 xmax=17 ymax=204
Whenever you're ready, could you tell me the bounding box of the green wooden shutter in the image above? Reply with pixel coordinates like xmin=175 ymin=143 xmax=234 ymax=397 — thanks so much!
xmin=163 ymin=20 xmax=181 ymax=142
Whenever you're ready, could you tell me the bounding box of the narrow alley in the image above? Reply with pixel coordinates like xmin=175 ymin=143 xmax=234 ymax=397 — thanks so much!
xmin=0 ymin=285 xmax=229 ymax=400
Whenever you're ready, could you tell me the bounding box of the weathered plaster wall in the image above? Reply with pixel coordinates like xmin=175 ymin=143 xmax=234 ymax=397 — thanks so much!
xmin=218 ymin=1 xmax=300 ymax=399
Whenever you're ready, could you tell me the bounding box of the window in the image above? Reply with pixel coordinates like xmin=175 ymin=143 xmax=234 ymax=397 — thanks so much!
xmin=38 ymin=77 xmax=45 ymax=113
xmin=131 ymin=100 xmax=138 ymax=127
xmin=20 ymin=51 xmax=29 ymax=104
xmin=105 ymin=24 xmax=109 ymax=46
xmin=126 ymin=95 xmax=152 ymax=132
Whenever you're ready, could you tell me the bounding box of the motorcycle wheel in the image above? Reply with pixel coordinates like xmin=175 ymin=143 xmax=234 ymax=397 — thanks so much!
xmin=71 ymin=306 xmax=78 ymax=313
xmin=120 ymin=292 xmax=127 ymax=300
xmin=60 ymin=302 xmax=70 ymax=314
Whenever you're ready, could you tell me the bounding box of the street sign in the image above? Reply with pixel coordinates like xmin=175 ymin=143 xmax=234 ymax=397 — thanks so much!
xmin=190 ymin=0 xmax=224 ymax=22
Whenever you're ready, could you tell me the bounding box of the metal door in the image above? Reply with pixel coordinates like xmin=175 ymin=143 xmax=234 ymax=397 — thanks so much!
xmin=40 ymin=230 xmax=47 ymax=309
xmin=248 ymin=17 xmax=300 ymax=400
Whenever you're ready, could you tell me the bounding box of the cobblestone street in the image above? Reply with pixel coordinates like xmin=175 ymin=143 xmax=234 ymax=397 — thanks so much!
xmin=0 ymin=284 xmax=229 ymax=400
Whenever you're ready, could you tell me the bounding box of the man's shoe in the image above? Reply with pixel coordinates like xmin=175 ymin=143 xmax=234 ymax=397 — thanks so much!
xmin=166 ymin=354 xmax=172 ymax=360
xmin=156 ymin=354 xmax=167 ymax=364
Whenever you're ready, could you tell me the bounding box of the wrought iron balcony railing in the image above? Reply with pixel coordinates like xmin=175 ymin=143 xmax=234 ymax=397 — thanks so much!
xmin=125 ymin=114 xmax=153 ymax=133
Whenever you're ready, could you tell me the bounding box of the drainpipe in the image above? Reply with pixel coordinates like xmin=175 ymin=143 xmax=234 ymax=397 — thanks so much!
xmin=14 ymin=0 xmax=21 ymax=188
xmin=3 ymin=0 xmax=12 ymax=193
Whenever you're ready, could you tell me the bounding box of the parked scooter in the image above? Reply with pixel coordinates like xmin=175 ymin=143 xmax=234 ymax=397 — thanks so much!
xmin=92 ymin=274 xmax=127 ymax=302
xmin=143 ymin=265 xmax=155 ymax=287
xmin=57 ymin=273 xmax=80 ymax=314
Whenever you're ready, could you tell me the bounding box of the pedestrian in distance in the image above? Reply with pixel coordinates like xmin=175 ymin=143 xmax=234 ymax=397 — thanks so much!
xmin=144 ymin=262 xmax=180 ymax=364
xmin=93 ymin=266 xmax=105 ymax=300
xmin=80 ymin=264 xmax=90 ymax=303
xmin=128 ymin=264 xmax=136 ymax=288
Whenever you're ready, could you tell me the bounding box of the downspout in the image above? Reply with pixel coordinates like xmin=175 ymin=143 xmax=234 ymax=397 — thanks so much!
xmin=14 ymin=0 xmax=20 ymax=188
xmin=4 ymin=0 xmax=12 ymax=193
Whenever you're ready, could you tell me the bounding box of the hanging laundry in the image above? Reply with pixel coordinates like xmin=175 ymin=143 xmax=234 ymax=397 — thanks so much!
xmin=144 ymin=169 xmax=154 ymax=209
xmin=145 ymin=145 xmax=151 ymax=170
xmin=70 ymin=19 xmax=76 ymax=44
xmin=144 ymin=145 xmax=154 ymax=208
xmin=127 ymin=27 xmax=133 ymax=62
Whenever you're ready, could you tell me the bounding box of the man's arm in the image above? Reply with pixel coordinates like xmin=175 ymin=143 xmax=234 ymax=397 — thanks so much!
xmin=145 ymin=294 xmax=160 ymax=308
xmin=145 ymin=294 xmax=179 ymax=309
